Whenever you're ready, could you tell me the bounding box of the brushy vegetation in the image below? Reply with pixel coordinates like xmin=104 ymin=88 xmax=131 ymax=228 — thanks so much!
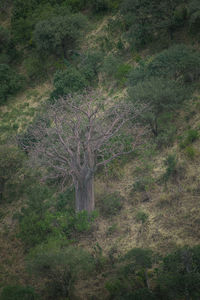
xmin=1 ymin=0 xmax=200 ymax=299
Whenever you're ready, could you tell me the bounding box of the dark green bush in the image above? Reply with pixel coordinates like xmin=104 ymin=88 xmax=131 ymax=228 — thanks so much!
xmin=28 ymin=244 xmax=94 ymax=299
xmin=184 ymin=145 xmax=196 ymax=159
xmin=0 ymin=26 xmax=17 ymax=63
xmin=11 ymin=2 xmax=71 ymax=44
xmin=101 ymin=55 xmax=131 ymax=85
xmin=127 ymin=60 xmax=147 ymax=87
xmin=55 ymin=188 xmax=75 ymax=211
xmin=128 ymin=78 xmax=188 ymax=136
xmin=0 ymin=285 xmax=38 ymax=300
xmin=33 ymin=13 xmax=87 ymax=58
xmin=51 ymin=66 xmax=87 ymax=100
xmin=89 ymin=0 xmax=122 ymax=13
xmin=18 ymin=185 xmax=97 ymax=247
xmin=128 ymin=45 xmax=200 ymax=86
xmin=115 ymin=63 xmax=132 ymax=86
xmin=80 ymin=50 xmax=104 ymax=82
xmin=189 ymin=0 xmax=200 ymax=36
xmin=99 ymin=192 xmax=123 ymax=216
xmin=18 ymin=185 xmax=53 ymax=247
xmin=0 ymin=145 xmax=25 ymax=202
xmin=162 ymin=154 xmax=177 ymax=182
xmin=0 ymin=0 xmax=11 ymax=14
xmin=132 ymin=176 xmax=154 ymax=192
xmin=0 ymin=26 xmax=10 ymax=53
xmin=0 ymin=64 xmax=24 ymax=104
xmin=156 ymin=246 xmax=200 ymax=299
xmin=23 ymin=54 xmax=48 ymax=81
xmin=180 ymin=129 xmax=199 ymax=149
xmin=120 ymin=0 xmax=186 ymax=48
xmin=135 ymin=211 xmax=149 ymax=224
xmin=120 ymin=0 xmax=156 ymax=48
xmin=147 ymin=44 xmax=200 ymax=83
xmin=106 ymin=248 xmax=155 ymax=299
xmin=101 ymin=54 xmax=121 ymax=79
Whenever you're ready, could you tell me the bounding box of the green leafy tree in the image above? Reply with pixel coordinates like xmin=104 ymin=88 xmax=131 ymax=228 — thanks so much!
xmin=0 ymin=285 xmax=38 ymax=300
xmin=0 ymin=146 xmax=24 ymax=202
xmin=189 ymin=0 xmax=200 ymax=37
xmin=11 ymin=2 xmax=70 ymax=44
xmin=128 ymin=45 xmax=200 ymax=86
xmin=106 ymin=248 xmax=155 ymax=299
xmin=120 ymin=0 xmax=158 ymax=48
xmin=28 ymin=244 xmax=94 ymax=298
xmin=0 ymin=64 xmax=24 ymax=104
xmin=156 ymin=246 xmax=200 ymax=299
xmin=33 ymin=13 xmax=87 ymax=58
xmin=128 ymin=78 xmax=188 ymax=136
xmin=0 ymin=27 xmax=17 ymax=63
xmin=147 ymin=44 xmax=200 ymax=83
xmin=80 ymin=50 xmax=104 ymax=82
xmin=157 ymin=0 xmax=187 ymax=40
xmin=51 ymin=66 xmax=88 ymax=100
xmin=0 ymin=26 xmax=10 ymax=53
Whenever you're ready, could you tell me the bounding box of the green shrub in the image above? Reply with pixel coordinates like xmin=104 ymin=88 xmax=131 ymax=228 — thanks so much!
xmin=18 ymin=211 xmax=53 ymax=248
xmin=106 ymin=223 xmax=118 ymax=236
xmin=18 ymin=185 xmax=53 ymax=247
xmin=92 ymin=242 xmax=106 ymax=272
xmin=128 ymin=77 xmax=188 ymax=136
xmin=23 ymin=54 xmax=48 ymax=81
xmin=189 ymin=0 xmax=200 ymax=36
xmin=0 ymin=285 xmax=38 ymax=300
xmin=162 ymin=154 xmax=177 ymax=182
xmin=0 ymin=145 xmax=25 ymax=202
xmin=156 ymin=246 xmax=200 ymax=299
xmin=120 ymin=0 xmax=156 ymax=48
xmin=106 ymin=248 xmax=155 ymax=299
xmin=55 ymin=188 xmax=75 ymax=211
xmin=127 ymin=60 xmax=147 ymax=87
xmin=18 ymin=185 xmax=97 ymax=247
xmin=101 ymin=54 xmax=121 ymax=79
xmin=121 ymin=0 xmax=187 ymax=47
xmin=90 ymin=0 xmax=109 ymax=13
xmin=33 ymin=13 xmax=87 ymax=58
xmin=99 ymin=192 xmax=123 ymax=217
xmin=180 ymin=129 xmax=199 ymax=149
xmin=155 ymin=121 xmax=177 ymax=148
xmin=115 ymin=63 xmax=132 ymax=86
xmin=135 ymin=211 xmax=149 ymax=224
xmin=128 ymin=45 xmax=200 ymax=85
xmin=0 ymin=26 xmax=17 ymax=63
xmin=0 ymin=26 xmax=10 ymax=53
xmin=80 ymin=50 xmax=104 ymax=82
xmin=132 ymin=176 xmax=154 ymax=192
xmin=184 ymin=145 xmax=196 ymax=159
xmin=28 ymin=244 xmax=94 ymax=298
xmin=51 ymin=66 xmax=87 ymax=100
xmin=147 ymin=44 xmax=200 ymax=83
xmin=0 ymin=64 xmax=24 ymax=104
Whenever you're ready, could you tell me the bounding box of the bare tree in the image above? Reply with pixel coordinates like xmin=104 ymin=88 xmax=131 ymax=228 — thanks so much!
xmin=25 ymin=91 xmax=145 ymax=212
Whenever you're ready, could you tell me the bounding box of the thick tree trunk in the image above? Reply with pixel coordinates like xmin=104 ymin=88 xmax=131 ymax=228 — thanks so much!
xmin=75 ymin=175 xmax=94 ymax=212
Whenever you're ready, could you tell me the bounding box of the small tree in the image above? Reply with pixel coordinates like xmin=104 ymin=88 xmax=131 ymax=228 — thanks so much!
xmin=120 ymin=0 xmax=158 ymax=48
xmin=51 ymin=66 xmax=88 ymax=100
xmin=33 ymin=13 xmax=87 ymax=58
xmin=25 ymin=91 xmax=145 ymax=212
xmin=0 ymin=64 xmax=24 ymax=104
xmin=156 ymin=246 xmax=200 ymax=299
xmin=128 ymin=78 xmax=188 ymax=136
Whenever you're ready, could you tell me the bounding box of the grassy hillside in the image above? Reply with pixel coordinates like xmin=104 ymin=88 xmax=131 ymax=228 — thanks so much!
xmin=1 ymin=0 xmax=200 ymax=299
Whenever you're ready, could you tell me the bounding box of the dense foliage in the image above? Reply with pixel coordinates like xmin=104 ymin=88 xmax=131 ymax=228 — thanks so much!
xmin=1 ymin=0 xmax=200 ymax=299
